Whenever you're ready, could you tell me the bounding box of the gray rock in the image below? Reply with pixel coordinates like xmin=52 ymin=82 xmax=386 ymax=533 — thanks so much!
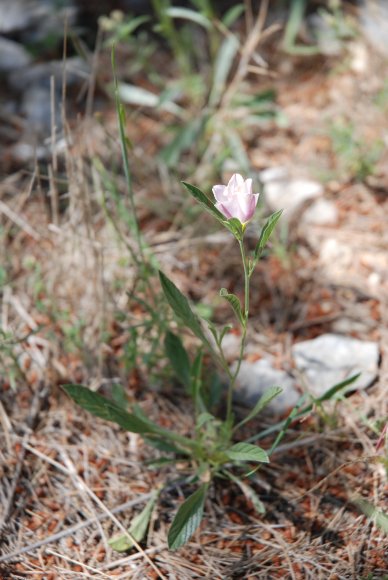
xmin=359 ymin=0 xmax=388 ymax=57
xmin=8 ymin=58 xmax=88 ymax=92
xmin=0 ymin=0 xmax=76 ymax=40
xmin=292 ymin=334 xmax=379 ymax=397
xmin=0 ymin=37 xmax=31 ymax=72
xmin=302 ymin=198 xmax=338 ymax=226
xmin=263 ymin=175 xmax=323 ymax=220
xmin=259 ymin=166 xmax=288 ymax=184
xmin=234 ymin=358 xmax=300 ymax=414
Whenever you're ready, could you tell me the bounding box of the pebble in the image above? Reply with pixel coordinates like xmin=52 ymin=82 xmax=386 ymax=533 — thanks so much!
xmin=260 ymin=166 xmax=324 ymax=220
xmin=292 ymin=334 xmax=379 ymax=397
xmin=231 ymin=333 xmax=379 ymax=414
xmin=233 ymin=358 xmax=300 ymax=414
xmin=0 ymin=37 xmax=31 ymax=72
xmin=302 ymin=198 xmax=338 ymax=226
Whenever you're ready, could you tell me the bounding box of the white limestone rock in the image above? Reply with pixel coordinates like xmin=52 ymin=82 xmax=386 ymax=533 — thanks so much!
xmin=292 ymin=334 xmax=379 ymax=397
xmin=234 ymin=358 xmax=300 ymax=414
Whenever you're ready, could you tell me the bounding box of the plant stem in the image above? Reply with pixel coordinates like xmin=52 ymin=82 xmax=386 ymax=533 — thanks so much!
xmin=225 ymin=238 xmax=249 ymax=426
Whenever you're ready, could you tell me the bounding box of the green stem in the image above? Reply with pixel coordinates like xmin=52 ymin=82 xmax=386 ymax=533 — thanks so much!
xmin=225 ymin=238 xmax=249 ymax=426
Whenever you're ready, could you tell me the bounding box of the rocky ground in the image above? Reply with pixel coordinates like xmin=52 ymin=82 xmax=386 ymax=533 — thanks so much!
xmin=0 ymin=2 xmax=387 ymax=579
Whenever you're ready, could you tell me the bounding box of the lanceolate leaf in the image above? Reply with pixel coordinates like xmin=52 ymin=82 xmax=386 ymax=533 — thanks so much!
xmin=222 ymin=4 xmax=245 ymax=28
xmin=219 ymin=288 xmax=245 ymax=326
xmin=234 ymin=386 xmax=283 ymax=431
xmin=165 ymin=7 xmax=212 ymax=29
xmin=225 ymin=442 xmax=269 ymax=463
xmin=143 ymin=436 xmax=189 ymax=455
xmin=63 ymin=384 xmax=160 ymax=435
xmin=63 ymin=385 xmax=195 ymax=449
xmin=254 ymin=210 xmax=283 ymax=261
xmin=182 ymin=182 xmax=226 ymax=227
xmin=190 ymin=350 xmax=205 ymax=412
xmin=109 ymin=490 xmax=159 ymax=552
xmin=209 ymin=33 xmax=240 ymax=107
xmin=159 ymin=271 xmax=209 ymax=346
xmin=355 ymin=499 xmax=388 ymax=535
xmin=168 ymin=484 xmax=208 ymax=550
xmin=164 ymin=331 xmax=191 ymax=389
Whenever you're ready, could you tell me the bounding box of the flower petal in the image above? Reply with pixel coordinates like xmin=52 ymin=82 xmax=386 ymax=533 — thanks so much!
xmin=244 ymin=178 xmax=253 ymax=195
xmin=212 ymin=185 xmax=228 ymax=202
xmin=215 ymin=201 xmax=233 ymax=219
xmin=237 ymin=192 xmax=260 ymax=223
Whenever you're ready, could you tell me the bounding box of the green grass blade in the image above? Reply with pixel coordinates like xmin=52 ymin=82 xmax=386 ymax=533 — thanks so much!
xmin=234 ymin=386 xmax=283 ymax=432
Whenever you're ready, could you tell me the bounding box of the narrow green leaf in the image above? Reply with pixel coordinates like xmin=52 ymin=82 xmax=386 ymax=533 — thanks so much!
xmin=254 ymin=210 xmax=283 ymax=260
xmin=118 ymin=83 xmax=183 ymax=116
xmin=234 ymin=386 xmax=283 ymax=431
xmin=104 ymin=15 xmax=150 ymax=45
xmin=168 ymin=484 xmax=208 ymax=550
xmin=165 ymin=7 xmax=211 ymax=29
xmin=109 ymin=491 xmax=159 ymax=552
xmin=160 ymin=117 xmax=205 ymax=167
xmin=63 ymin=384 xmax=160 ymax=435
xmin=209 ymin=34 xmax=240 ymax=107
xmin=355 ymin=499 xmax=388 ymax=535
xmin=181 ymin=182 xmax=227 ymax=227
xmin=63 ymin=385 xmax=196 ymax=449
xmin=196 ymin=412 xmax=216 ymax=429
xmin=143 ymin=437 xmax=189 ymax=455
xmin=224 ymin=128 xmax=250 ymax=175
xmin=165 ymin=331 xmax=191 ymax=389
xmin=222 ymin=4 xmax=245 ymax=28
xmin=219 ymin=324 xmax=233 ymax=344
xmin=225 ymin=442 xmax=269 ymax=463
xmin=207 ymin=321 xmax=219 ymax=345
xmin=190 ymin=350 xmax=205 ymax=413
xmin=159 ymin=271 xmax=208 ymax=345
xmin=219 ymin=288 xmax=244 ymax=326
xmin=248 ymin=374 xmax=361 ymax=445
xmin=145 ymin=457 xmax=181 ymax=468
xmin=317 ymin=372 xmax=361 ymax=402
xmin=224 ymin=470 xmax=265 ymax=514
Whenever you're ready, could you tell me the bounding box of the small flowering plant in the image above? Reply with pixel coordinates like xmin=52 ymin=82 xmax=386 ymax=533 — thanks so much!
xmin=64 ymin=174 xmax=283 ymax=551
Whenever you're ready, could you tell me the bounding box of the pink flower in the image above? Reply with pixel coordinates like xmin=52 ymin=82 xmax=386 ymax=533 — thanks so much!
xmin=212 ymin=174 xmax=259 ymax=224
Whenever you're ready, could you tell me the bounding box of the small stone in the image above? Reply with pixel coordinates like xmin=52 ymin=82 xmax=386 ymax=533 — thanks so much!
xmin=233 ymin=358 xmax=300 ymax=414
xmin=264 ymin=178 xmax=323 ymax=219
xmin=302 ymin=199 xmax=338 ymax=226
xmin=0 ymin=37 xmax=31 ymax=72
xmin=259 ymin=166 xmax=289 ymax=184
xmin=292 ymin=334 xmax=379 ymax=397
xmin=359 ymin=0 xmax=388 ymax=58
